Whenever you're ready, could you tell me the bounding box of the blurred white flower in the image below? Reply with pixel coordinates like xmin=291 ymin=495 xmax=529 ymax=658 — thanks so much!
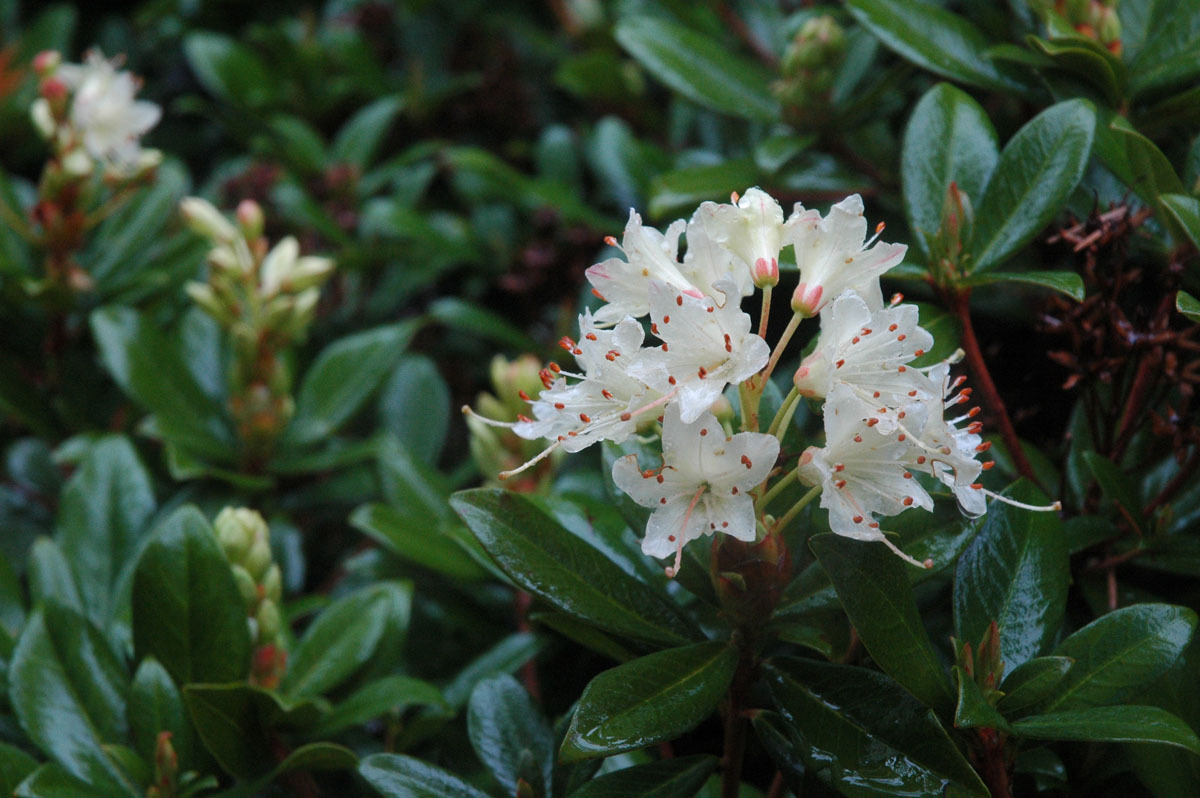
xmin=58 ymin=50 xmax=160 ymax=169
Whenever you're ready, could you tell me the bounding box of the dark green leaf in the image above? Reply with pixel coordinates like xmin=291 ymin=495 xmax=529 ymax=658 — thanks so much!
xmin=467 ymin=675 xmax=553 ymax=795
xmin=427 ymin=297 xmax=537 ymax=352
xmin=847 ymin=0 xmax=1026 ymax=92
xmin=13 ymin=763 xmax=114 ymax=798
xmin=568 ymin=755 xmax=719 ymax=798
xmin=953 ymin=480 xmax=1069 ymax=670
xmin=0 ymin=742 xmax=38 ymax=797
xmin=282 ymin=582 xmax=412 ymax=699
xmin=963 ymin=270 xmax=1085 ymax=301
xmin=561 ymin=641 xmax=736 ymax=761
xmin=647 ymin=159 xmax=760 ymax=220
xmin=1094 ymin=116 xmax=1184 ymax=209
xmin=351 ymin=503 xmax=488 ymax=582
xmin=1083 ymin=451 xmax=1144 ymax=530
xmin=441 ymin=632 xmax=545 ymax=710
xmin=1161 ymin=194 xmax=1200 ymax=250
xmin=530 ymin=611 xmax=635 ymax=663
xmin=1048 ymin=603 xmax=1197 ymax=710
xmin=286 ymin=322 xmax=418 ymax=446
xmin=183 ymin=683 xmax=324 ymax=779
xmin=313 ymin=675 xmax=446 ymax=736
xmin=810 ymin=534 xmax=954 ymax=712
xmin=1013 ymin=706 xmax=1200 ymax=753
xmin=451 ymin=489 xmax=701 ymax=646
xmin=27 ymin=537 xmax=82 ymax=613
xmin=998 ymin=656 xmax=1073 ymax=717
xmin=378 ymin=355 xmax=450 ymax=464
xmin=614 ymin=16 xmax=778 ymax=121
xmin=901 ymin=83 xmax=999 ymax=258
xmin=358 ymin=753 xmax=491 ymax=798
xmin=1027 ymin=35 xmax=1125 ymax=106
xmin=269 ymin=115 xmax=327 ymax=173
xmin=9 ymin=603 xmax=137 ymax=795
xmin=763 ymin=657 xmax=988 ymax=796
xmin=132 ymin=506 xmax=252 ymax=685
xmin=184 ymin=31 xmax=277 ymax=107
xmin=91 ymin=307 xmax=236 ymax=463
xmin=58 ymin=436 xmax=155 ymax=627
xmin=129 ymin=658 xmax=191 ymax=771
xmin=332 ymin=96 xmax=404 ymax=169
xmin=953 ymin=666 xmax=1010 ymax=731
xmin=970 ymin=100 xmax=1096 ymax=272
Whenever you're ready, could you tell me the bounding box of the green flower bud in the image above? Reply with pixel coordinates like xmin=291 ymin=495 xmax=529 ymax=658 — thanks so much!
xmin=186 ymin=282 xmax=229 ymax=323
xmin=236 ymin=199 xmax=265 ymax=240
xmin=781 ymin=15 xmax=846 ymax=78
xmin=259 ymin=236 xmax=300 ymax=297
xmin=180 ymin=197 xmax=238 ymax=244
xmin=230 ymin=564 xmax=258 ymax=609
xmin=262 ymin=563 xmax=283 ymax=603
xmin=244 ymin=535 xmax=273 ymax=581
xmin=256 ymin=598 xmax=282 ymax=644
xmin=214 ymin=507 xmax=255 ymax=561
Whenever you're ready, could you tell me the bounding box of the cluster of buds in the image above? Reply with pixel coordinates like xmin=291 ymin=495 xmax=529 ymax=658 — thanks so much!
xmin=472 ymin=188 xmax=1058 ymax=588
xmin=1031 ymin=0 xmax=1121 ymax=53
xmin=17 ymin=49 xmax=161 ymax=291
xmin=467 ymin=355 xmax=564 ymax=492
xmin=213 ymin=508 xmax=287 ymax=688
xmin=774 ymin=15 xmax=846 ymax=127
xmin=182 ymin=197 xmax=334 ymax=465
xmin=924 ymin=181 xmax=975 ymax=288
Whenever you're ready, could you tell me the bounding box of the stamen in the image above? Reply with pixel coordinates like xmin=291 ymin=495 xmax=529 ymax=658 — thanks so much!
xmin=461 ymin=405 xmax=519 ymax=428
xmin=498 ymin=440 xmax=562 ymax=480
xmin=881 ymin=535 xmax=934 ymax=569
xmin=984 ymin=489 xmax=1062 ymax=512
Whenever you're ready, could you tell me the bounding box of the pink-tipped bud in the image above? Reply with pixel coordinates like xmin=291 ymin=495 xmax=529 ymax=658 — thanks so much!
xmin=236 ymin=199 xmax=265 ymax=239
xmin=39 ymin=76 xmax=68 ymax=103
xmin=790 ymin=282 xmax=823 ymax=317
xmin=32 ymin=51 xmax=61 ymax=76
xmin=752 ymin=256 xmax=779 ymax=288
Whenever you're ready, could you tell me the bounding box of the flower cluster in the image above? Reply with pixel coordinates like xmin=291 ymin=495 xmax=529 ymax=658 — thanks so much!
xmin=473 ymin=189 xmax=1054 ymax=575
xmin=30 ymin=49 xmax=161 ymax=176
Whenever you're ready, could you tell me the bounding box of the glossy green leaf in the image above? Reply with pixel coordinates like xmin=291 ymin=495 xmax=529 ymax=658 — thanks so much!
xmin=1048 ymin=603 xmax=1197 ymax=710
xmin=131 ymin=506 xmax=252 ymax=686
xmin=954 ymin=480 xmax=1069 ymax=670
xmin=313 ymin=675 xmax=446 ymax=736
xmin=1027 ymin=35 xmax=1125 ymax=105
xmin=847 ymin=0 xmax=1025 ymax=92
xmin=350 ymin=503 xmax=488 ymax=582
xmin=1178 ymin=291 xmax=1200 ymax=323
xmin=998 ymin=656 xmax=1073 ymax=717
xmin=183 ymin=683 xmax=324 ymax=779
xmin=378 ymin=354 xmax=450 ymax=464
xmin=647 ymin=159 xmax=760 ymax=220
xmin=282 ymin=581 xmax=412 ymax=698
xmin=441 ymin=632 xmax=545 ymax=710
xmin=467 ymin=675 xmax=553 ymax=795
xmin=91 ymin=307 xmax=236 ymax=462
xmin=286 ymin=322 xmax=418 ymax=446
xmin=1094 ymin=116 xmax=1184 ymax=209
xmin=614 ymin=16 xmax=778 ymax=121
xmin=129 ymin=658 xmax=191 ymax=771
xmin=953 ymin=666 xmax=1010 ymax=731
xmin=970 ymin=100 xmax=1096 ymax=272
xmin=901 ymin=83 xmax=999 ymax=258
xmin=13 ymin=763 xmax=114 ymax=798
xmin=963 ymin=270 xmax=1085 ymax=301
xmin=184 ymin=31 xmax=277 ymax=108
xmin=0 ymin=743 xmax=38 ymax=797
xmin=1161 ymin=194 xmax=1200 ymax=250
xmin=569 ymin=755 xmax=719 ymax=798
xmin=426 ymin=297 xmax=536 ymax=352
xmin=1126 ymin=1 xmax=1200 ymax=97
xmin=1013 ymin=705 xmax=1200 ymax=753
xmin=1083 ymin=451 xmax=1144 ymax=531
xmin=269 ymin=115 xmax=327 ymax=173
xmin=27 ymin=537 xmax=83 ymax=613
xmin=332 ymin=96 xmax=404 ymax=169
xmin=9 ymin=603 xmax=137 ymax=795
xmin=358 ymin=753 xmax=491 ymax=798
xmin=57 ymin=436 xmax=154 ymax=627
xmin=561 ymin=641 xmax=737 ymax=761
xmin=749 ymin=712 xmax=807 ymax=795
xmin=530 ymin=611 xmax=635 ymax=663
xmin=810 ymin=534 xmax=954 ymax=712
xmin=451 ymin=489 xmax=700 ymax=646
xmin=763 ymin=657 xmax=988 ymax=796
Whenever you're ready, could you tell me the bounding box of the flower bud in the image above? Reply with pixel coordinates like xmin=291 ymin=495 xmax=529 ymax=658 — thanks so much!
xmin=214 ymin=507 xmax=267 ymax=562
xmin=153 ymin=731 xmax=178 ymax=794
xmin=33 ymin=50 xmax=61 ymax=76
xmin=256 ymin=599 xmax=282 ymax=643
xmin=286 ymin=256 xmax=335 ymax=292
xmin=133 ymin=148 xmax=163 ymax=175
xmin=781 ymin=16 xmax=846 ymax=78
xmin=236 ymin=199 xmax=265 ymax=240
xmin=62 ymin=148 xmax=94 ymax=178
xmin=30 ymin=99 xmax=56 ymax=139
xmin=260 ymin=236 xmax=300 ymax=297
xmin=180 ymin=197 xmax=238 ymax=244
xmin=793 ymin=351 xmax=829 ymax=398
xmin=186 ymin=282 xmax=229 ymax=323
xmin=230 ymin=564 xmax=258 ymax=608
xmin=244 ymin=534 xmax=273 ymax=580
xmin=790 ymin=281 xmax=823 ymax=318
xmin=262 ymin=563 xmax=283 ymax=603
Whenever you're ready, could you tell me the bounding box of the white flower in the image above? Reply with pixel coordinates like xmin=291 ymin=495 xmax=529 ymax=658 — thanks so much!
xmin=58 ymin=50 xmax=160 ymax=168
xmin=787 ymin=195 xmax=907 ymax=317
xmin=513 ymin=313 xmax=663 ymax=454
xmin=793 ymin=291 xmax=936 ymax=432
xmin=630 ymin=281 xmax=770 ymax=423
xmin=680 ymin=212 xmax=754 ymax=303
xmin=907 ymin=363 xmax=987 ymax=517
xmin=585 ymin=211 xmax=702 ymax=324
xmin=695 ymin=187 xmax=812 ymax=287
xmin=799 ymin=384 xmax=934 ymax=550
xmin=612 ymin=404 xmax=778 ymax=575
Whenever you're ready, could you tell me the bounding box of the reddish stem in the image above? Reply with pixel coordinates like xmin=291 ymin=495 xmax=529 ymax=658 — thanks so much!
xmin=514 ymin=590 xmax=541 ymax=701
xmin=948 ymin=289 xmax=1038 ymax=484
